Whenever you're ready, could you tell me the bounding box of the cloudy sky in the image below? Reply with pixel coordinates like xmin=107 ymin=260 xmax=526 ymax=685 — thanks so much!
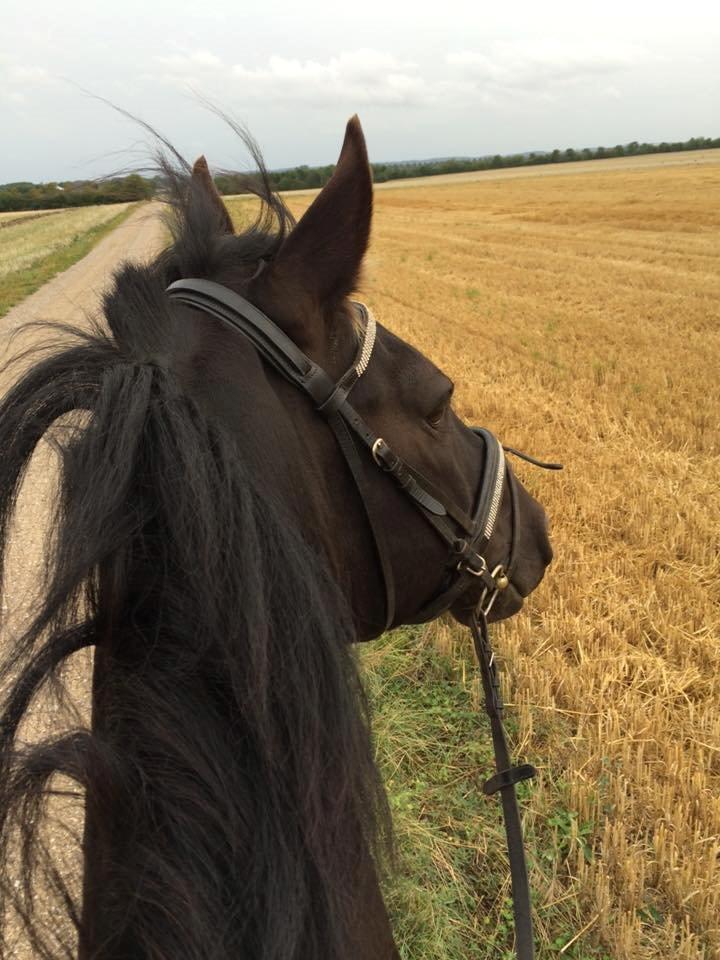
xmin=2 ymin=0 xmax=719 ymax=183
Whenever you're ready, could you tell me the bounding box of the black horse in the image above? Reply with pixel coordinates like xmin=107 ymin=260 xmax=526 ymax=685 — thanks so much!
xmin=0 ymin=116 xmax=552 ymax=959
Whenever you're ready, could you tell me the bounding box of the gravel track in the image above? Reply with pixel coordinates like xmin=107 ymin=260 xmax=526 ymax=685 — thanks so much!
xmin=1 ymin=205 xmax=167 ymax=957
xmin=2 ymin=201 xmax=166 ymax=625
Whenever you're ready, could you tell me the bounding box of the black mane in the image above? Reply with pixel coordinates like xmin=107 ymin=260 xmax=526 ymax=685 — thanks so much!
xmin=0 ymin=131 xmax=390 ymax=959
xmin=157 ymin=122 xmax=294 ymax=280
xmin=106 ymin=121 xmax=294 ymax=361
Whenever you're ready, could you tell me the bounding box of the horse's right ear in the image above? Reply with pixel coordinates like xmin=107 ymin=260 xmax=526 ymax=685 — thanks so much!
xmin=191 ymin=155 xmax=234 ymax=234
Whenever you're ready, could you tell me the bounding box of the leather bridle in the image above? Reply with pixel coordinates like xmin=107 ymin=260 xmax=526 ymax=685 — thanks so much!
xmin=166 ymin=277 xmax=561 ymax=960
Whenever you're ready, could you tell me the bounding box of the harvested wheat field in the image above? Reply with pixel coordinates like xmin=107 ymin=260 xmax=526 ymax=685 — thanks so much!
xmin=0 ymin=204 xmax=132 ymax=279
xmin=0 ymin=202 xmax=137 ymax=318
xmin=258 ymin=153 xmax=720 ymax=959
xmin=0 ymin=210 xmax=63 ymax=227
xmin=366 ymin=159 xmax=720 ymax=958
xmin=373 ymin=160 xmax=720 ymax=959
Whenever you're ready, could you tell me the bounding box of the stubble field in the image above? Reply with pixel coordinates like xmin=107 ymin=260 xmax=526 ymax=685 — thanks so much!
xmin=259 ymin=153 xmax=720 ymax=959
xmin=0 ymin=203 xmax=135 ymax=317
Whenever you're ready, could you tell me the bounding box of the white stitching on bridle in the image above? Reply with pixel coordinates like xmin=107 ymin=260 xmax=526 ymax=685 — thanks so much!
xmin=353 ymin=305 xmax=376 ymax=379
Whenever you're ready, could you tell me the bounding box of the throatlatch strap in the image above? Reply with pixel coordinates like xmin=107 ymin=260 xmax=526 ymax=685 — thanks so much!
xmin=471 ymin=612 xmax=536 ymax=960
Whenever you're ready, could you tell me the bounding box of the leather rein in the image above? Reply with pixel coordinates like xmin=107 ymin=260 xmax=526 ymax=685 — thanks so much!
xmin=166 ymin=277 xmax=561 ymax=960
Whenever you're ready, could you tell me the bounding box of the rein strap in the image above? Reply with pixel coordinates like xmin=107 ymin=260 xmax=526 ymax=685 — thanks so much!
xmin=472 ymin=611 xmax=536 ymax=959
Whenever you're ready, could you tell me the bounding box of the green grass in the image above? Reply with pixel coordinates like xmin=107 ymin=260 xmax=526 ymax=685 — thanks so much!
xmin=0 ymin=204 xmax=138 ymax=318
xmin=361 ymin=625 xmax=610 ymax=959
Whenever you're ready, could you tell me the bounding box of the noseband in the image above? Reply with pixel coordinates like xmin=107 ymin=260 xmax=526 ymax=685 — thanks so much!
xmin=166 ymin=277 xmax=560 ymax=960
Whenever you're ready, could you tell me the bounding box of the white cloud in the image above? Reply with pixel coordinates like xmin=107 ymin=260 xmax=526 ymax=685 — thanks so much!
xmin=157 ymin=49 xmax=223 ymax=71
xmin=3 ymin=2 xmax=719 ymax=183
xmin=154 ymin=48 xmax=432 ymax=107
xmin=0 ymin=57 xmax=54 ymax=87
xmin=151 ymin=40 xmax=650 ymax=111
xmin=0 ymin=56 xmax=55 ymax=106
xmin=446 ymin=39 xmax=649 ymax=97
xmin=601 ymin=85 xmax=623 ymax=100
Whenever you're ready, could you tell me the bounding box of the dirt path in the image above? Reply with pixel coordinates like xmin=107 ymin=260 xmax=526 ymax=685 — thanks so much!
xmin=1 ymin=201 xmax=166 ymax=619
xmin=1 ymin=201 xmax=168 ymax=957
xmin=2 ymin=202 xmax=166 ymax=334
xmin=1 ymin=198 xmax=166 ymax=628
xmin=1 ymin=202 xmax=166 ymax=672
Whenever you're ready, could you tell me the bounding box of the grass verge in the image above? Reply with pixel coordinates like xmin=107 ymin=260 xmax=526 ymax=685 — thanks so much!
xmin=0 ymin=204 xmax=138 ymax=318
xmin=362 ymin=624 xmax=612 ymax=960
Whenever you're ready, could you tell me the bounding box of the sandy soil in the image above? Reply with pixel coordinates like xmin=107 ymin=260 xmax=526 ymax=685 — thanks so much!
xmin=1 ymin=202 xmax=166 ymax=681
xmin=1 ymin=200 xmax=166 ymax=635
xmin=0 ymin=201 xmax=167 ymax=956
xmin=1 ymin=199 xmax=166 ymax=600
xmin=2 ymin=203 xmax=165 ymax=334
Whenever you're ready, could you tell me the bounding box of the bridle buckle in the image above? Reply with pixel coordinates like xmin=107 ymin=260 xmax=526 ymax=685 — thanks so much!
xmin=371 ymin=438 xmax=391 ymax=469
xmin=479 ymin=564 xmax=510 ymax=617
xmin=458 ymin=553 xmax=488 ymax=578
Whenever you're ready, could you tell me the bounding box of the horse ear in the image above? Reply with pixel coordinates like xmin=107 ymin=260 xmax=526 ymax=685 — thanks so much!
xmin=191 ymin=155 xmax=234 ymax=234
xmin=252 ymin=116 xmax=372 ymax=342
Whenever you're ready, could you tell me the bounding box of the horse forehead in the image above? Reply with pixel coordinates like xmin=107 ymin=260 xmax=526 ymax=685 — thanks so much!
xmin=375 ymin=328 xmax=441 ymax=394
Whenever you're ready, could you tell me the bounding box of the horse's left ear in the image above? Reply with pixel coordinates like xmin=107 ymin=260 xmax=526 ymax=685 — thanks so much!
xmin=191 ymin=155 xmax=235 ymax=234
xmin=251 ymin=116 xmax=372 ymax=343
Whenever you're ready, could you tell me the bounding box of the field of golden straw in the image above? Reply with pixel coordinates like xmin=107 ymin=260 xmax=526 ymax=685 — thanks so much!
xmin=278 ymin=153 xmax=720 ymax=959
xmin=0 ymin=204 xmax=131 ymax=278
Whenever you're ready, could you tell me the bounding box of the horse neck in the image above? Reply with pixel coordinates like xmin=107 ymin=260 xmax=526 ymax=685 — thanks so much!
xmin=78 ymin=496 xmax=391 ymax=960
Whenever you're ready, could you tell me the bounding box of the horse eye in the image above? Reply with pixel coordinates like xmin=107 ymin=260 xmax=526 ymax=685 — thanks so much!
xmin=426 ymin=401 xmax=448 ymax=428
xmin=425 ymin=384 xmax=455 ymax=428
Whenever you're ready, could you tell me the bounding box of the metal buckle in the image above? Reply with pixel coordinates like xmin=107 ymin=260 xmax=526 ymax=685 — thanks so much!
xmin=372 ymin=438 xmax=389 ymax=468
xmin=479 ymin=564 xmax=509 ymax=616
xmin=458 ymin=553 xmax=488 ymax=577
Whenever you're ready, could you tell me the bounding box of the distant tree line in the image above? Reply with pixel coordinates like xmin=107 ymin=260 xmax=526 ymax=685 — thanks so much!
xmin=3 ymin=136 xmax=718 ymax=211
xmin=269 ymin=135 xmax=720 ymax=191
xmin=0 ymin=174 xmax=154 ymax=212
